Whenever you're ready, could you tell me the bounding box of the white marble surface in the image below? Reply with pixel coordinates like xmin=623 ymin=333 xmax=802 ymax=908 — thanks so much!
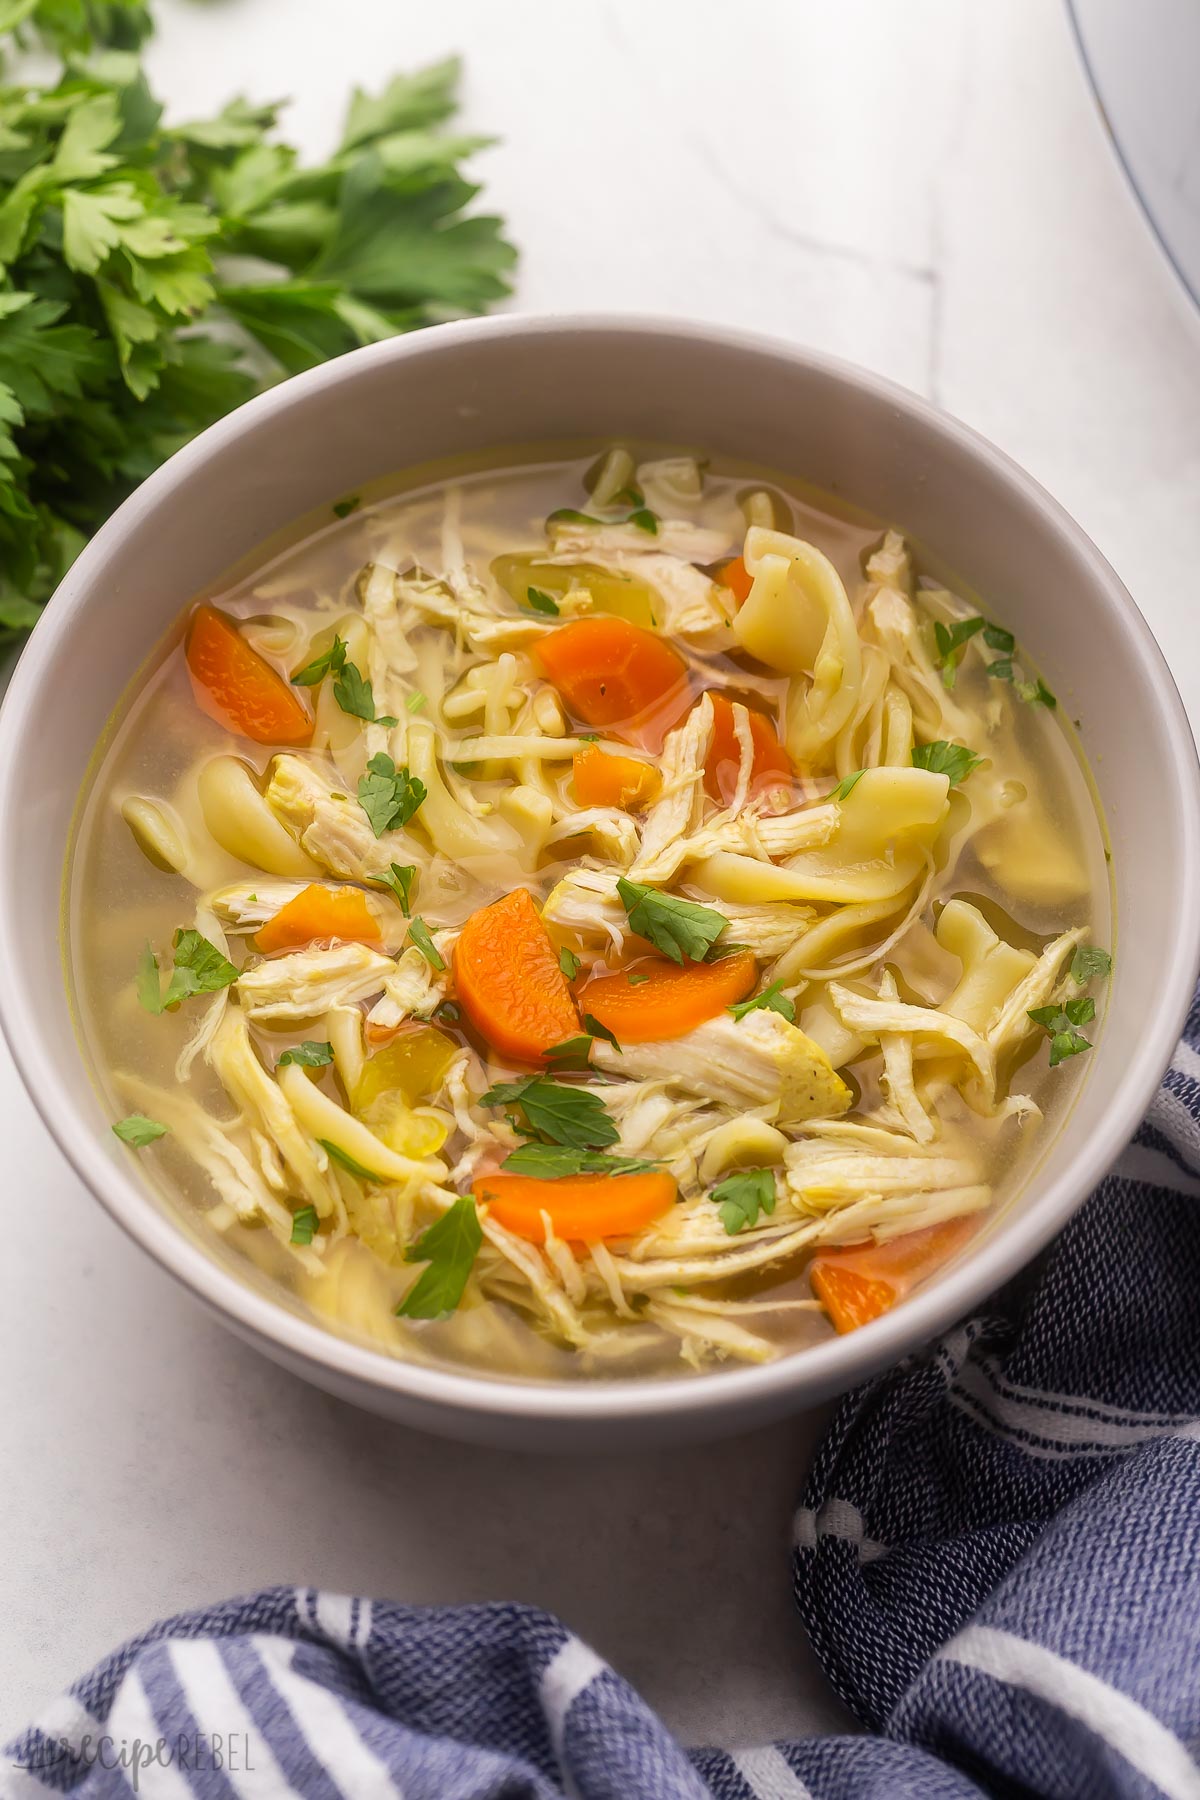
xmin=3 ymin=0 xmax=1199 ymax=1753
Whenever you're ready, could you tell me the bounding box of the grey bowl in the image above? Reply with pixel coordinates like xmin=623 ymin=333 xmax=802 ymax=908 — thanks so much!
xmin=1 ymin=315 xmax=1196 ymax=1449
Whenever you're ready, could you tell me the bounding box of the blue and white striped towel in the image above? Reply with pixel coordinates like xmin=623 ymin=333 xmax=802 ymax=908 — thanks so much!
xmin=7 ymin=993 xmax=1200 ymax=1799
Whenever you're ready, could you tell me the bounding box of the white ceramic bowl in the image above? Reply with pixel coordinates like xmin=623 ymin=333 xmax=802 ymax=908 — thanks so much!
xmin=1 ymin=316 xmax=1197 ymax=1450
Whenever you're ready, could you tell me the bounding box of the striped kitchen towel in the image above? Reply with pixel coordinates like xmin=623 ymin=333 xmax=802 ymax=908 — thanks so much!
xmin=6 ymin=998 xmax=1200 ymax=1799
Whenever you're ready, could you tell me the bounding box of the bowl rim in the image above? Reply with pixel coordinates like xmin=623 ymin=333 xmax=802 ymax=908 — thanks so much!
xmin=3 ymin=309 xmax=1199 ymax=1428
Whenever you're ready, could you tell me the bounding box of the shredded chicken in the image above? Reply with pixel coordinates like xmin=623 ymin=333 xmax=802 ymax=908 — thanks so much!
xmin=238 ymin=943 xmax=394 ymax=1022
xmin=593 ymin=1008 xmax=853 ymax=1126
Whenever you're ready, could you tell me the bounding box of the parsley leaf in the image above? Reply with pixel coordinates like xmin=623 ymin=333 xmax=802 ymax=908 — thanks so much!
xmin=376 ymin=862 xmax=416 ymax=916
xmin=626 ymin=507 xmax=658 ymax=534
xmin=1071 ymin=945 xmax=1112 ymax=986
xmin=729 ymin=980 xmax=795 ymax=1023
xmin=407 ymin=916 xmax=445 ymax=970
xmin=983 ymin=623 xmax=1015 ymax=653
xmin=277 ymin=1040 xmax=334 ymax=1069
xmin=557 ymin=945 xmax=581 ymax=980
xmin=292 ymin=635 xmax=348 ymax=687
xmin=397 ymin=1196 xmax=481 ymax=1318
xmin=581 ymin=1012 xmax=621 ymax=1052
xmin=1028 ymin=997 xmax=1097 ymax=1066
xmin=112 ymin=1113 xmax=168 ymax=1148
xmin=546 ymin=507 xmax=600 ymax=528
xmin=712 ymin=1168 xmax=777 ymax=1235
xmin=525 ymin=586 xmax=559 ymax=616
xmin=319 ymin=1138 xmax=390 ymax=1182
xmin=290 ymin=1204 xmax=319 ymax=1245
xmin=627 ymin=972 xmax=650 ymax=986
xmin=911 ymin=741 xmax=983 ymax=787
xmin=137 ymin=929 xmax=238 ymax=1014
xmin=480 ymin=1076 xmax=619 ymax=1150
xmin=333 ymin=660 xmax=396 ymax=726
xmin=357 ymin=753 xmax=426 ymax=836
xmin=933 ymin=616 xmax=985 ymax=688
xmin=829 ymin=770 xmax=865 ymax=802
xmin=543 ymin=1035 xmax=596 ymax=1071
xmin=497 ymin=1144 xmax=660 ymax=1179
xmin=616 ymin=878 xmax=728 ymax=965
xmin=332 ymin=496 xmax=360 ymax=519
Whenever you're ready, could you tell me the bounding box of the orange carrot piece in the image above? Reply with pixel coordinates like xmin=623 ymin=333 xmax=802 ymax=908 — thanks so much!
xmin=571 ymin=742 xmax=661 ymax=811
xmin=186 ymin=605 xmax=313 ymax=747
xmin=811 ymin=1218 xmax=978 ymax=1334
xmin=254 ymin=884 xmax=382 ymax=954
xmin=473 ymin=1170 xmax=677 ymax=1242
xmin=532 ymin=617 xmax=689 ymax=746
xmin=454 ymin=888 xmax=581 ymax=1064
xmin=720 ymin=555 xmax=754 ymax=605
xmin=703 ymin=693 xmax=793 ymax=806
xmin=580 ymin=951 xmax=757 ymax=1043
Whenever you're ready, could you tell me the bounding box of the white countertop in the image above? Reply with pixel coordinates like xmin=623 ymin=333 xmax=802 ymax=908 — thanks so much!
xmin=4 ymin=0 xmax=1198 ymax=1752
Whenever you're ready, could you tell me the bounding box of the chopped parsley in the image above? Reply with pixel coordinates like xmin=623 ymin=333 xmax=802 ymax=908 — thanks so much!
xmin=525 ymin=586 xmax=560 ymax=616
xmin=480 ymin=1076 xmax=619 ymax=1150
xmin=729 ymin=980 xmax=795 ymax=1023
xmin=712 ymin=1168 xmax=777 ymax=1235
xmin=396 ymin=1197 xmax=482 ymax=1318
xmin=333 ymin=660 xmax=397 ymax=726
xmin=616 ymin=878 xmax=728 ymax=965
xmin=137 ymin=929 xmax=238 ymax=1015
xmin=291 ymin=634 xmax=348 ymax=687
xmin=626 ymin=507 xmax=658 ymax=534
xmin=376 ymin=862 xmax=417 ymax=916
xmin=911 ymin=740 xmax=983 ymax=787
xmin=498 ymin=1144 xmax=660 ymax=1179
xmin=557 ymin=945 xmax=581 ymax=981
xmin=112 ymin=1114 xmax=168 ymax=1148
xmin=1028 ymin=996 xmax=1097 ymax=1067
xmin=933 ymin=616 xmax=985 ymax=688
xmin=1071 ymin=945 xmax=1112 ymax=986
xmin=277 ymin=1041 xmax=334 ymax=1069
xmin=582 ymin=1012 xmax=621 ymax=1053
xmin=332 ymin=496 xmax=361 ymax=520
xmin=543 ymin=1035 xmax=596 ymax=1071
xmin=407 ymin=916 xmax=445 ymax=970
xmin=357 ymin=753 xmax=426 ymax=836
xmin=829 ymin=770 xmax=865 ymax=802
xmin=290 ymin=1204 xmax=319 ymax=1245
xmin=546 ymin=507 xmax=601 ymax=528
xmin=989 ymin=663 xmax=1057 ymax=706
xmin=627 ymin=972 xmax=650 ymax=986
xmin=319 ymin=1139 xmax=389 ymax=1182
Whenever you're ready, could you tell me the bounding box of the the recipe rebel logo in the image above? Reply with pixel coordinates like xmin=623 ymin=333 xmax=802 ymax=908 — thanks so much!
xmin=13 ymin=1730 xmax=257 ymax=1790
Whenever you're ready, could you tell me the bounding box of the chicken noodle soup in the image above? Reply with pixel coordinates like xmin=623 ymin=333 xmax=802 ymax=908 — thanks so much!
xmin=68 ymin=446 xmax=1111 ymax=1378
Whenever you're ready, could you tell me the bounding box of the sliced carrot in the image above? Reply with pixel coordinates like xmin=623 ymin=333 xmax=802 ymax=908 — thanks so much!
xmin=532 ymin=617 xmax=689 ymax=747
xmin=473 ymin=1170 xmax=677 ymax=1243
xmin=580 ymin=951 xmax=757 ymax=1043
xmin=571 ymin=742 xmax=661 ymax=811
xmin=454 ymin=888 xmax=581 ymax=1064
xmin=186 ymin=605 xmax=313 ymax=747
xmin=703 ymin=692 xmax=793 ymax=806
xmin=810 ymin=1218 xmax=978 ymax=1334
xmin=254 ymin=883 xmax=382 ymax=954
xmin=720 ymin=555 xmax=754 ymax=605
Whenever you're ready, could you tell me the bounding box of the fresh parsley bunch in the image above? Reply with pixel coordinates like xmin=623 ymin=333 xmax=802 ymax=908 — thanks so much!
xmin=0 ymin=9 xmax=515 ymax=644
